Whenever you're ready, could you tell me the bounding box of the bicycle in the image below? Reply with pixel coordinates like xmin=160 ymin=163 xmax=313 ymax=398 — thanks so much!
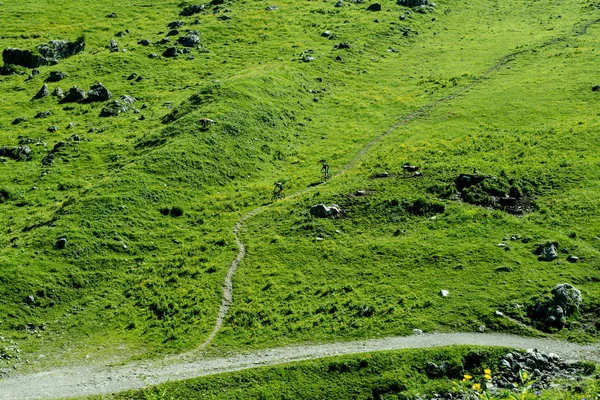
xmin=321 ymin=170 xmax=331 ymax=182
xmin=272 ymin=189 xmax=285 ymax=201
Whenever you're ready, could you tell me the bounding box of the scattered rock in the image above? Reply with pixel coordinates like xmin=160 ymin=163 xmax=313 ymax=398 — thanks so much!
xmin=108 ymin=39 xmax=119 ymax=52
xmin=178 ymin=31 xmax=201 ymax=47
xmin=52 ymin=87 xmax=63 ymax=97
xmin=87 ymin=82 xmax=112 ymax=102
xmin=0 ymin=146 xmax=32 ymax=161
xmin=303 ymin=55 xmax=315 ymax=62
xmin=61 ymin=86 xmax=86 ymax=103
xmin=265 ymin=5 xmax=279 ymax=11
xmin=115 ymin=31 xmax=126 ymax=38
xmin=106 ymin=12 xmax=118 ymax=18
xmin=25 ymin=295 xmax=35 ymax=304
xmin=566 ymin=255 xmax=579 ymax=263
xmin=34 ymin=111 xmax=51 ymax=118
xmin=592 ymin=85 xmax=600 ymax=92
xmin=321 ymin=30 xmax=332 ymax=37
xmin=535 ymin=241 xmax=558 ymax=261
xmin=531 ymin=283 xmax=582 ymax=328
xmin=495 ymin=310 xmax=504 ymax=317
xmin=335 ymin=42 xmax=351 ymax=49
xmin=148 ymin=53 xmax=159 ymax=59
xmin=180 ymin=4 xmax=205 ymax=16
xmin=12 ymin=117 xmax=26 ymax=125
xmin=46 ymin=71 xmax=66 ymax=82
xmin=397 ymin=0 xmax=429 ymax=5
xmin=366 ymin=3 xmax=382 ymax=11
xmin=495 ymin=266 xmax=512 ymax=273
xmin=66 ymin=122 xmax=74 ymax=129
xmin=374 ymin=171 xmax=389 ymax=178
xmin=439 ymin=289 xmax=449 ymax=297
xmin=335 ymin=0 xmax=344 ymax=7
xmin=412 ymin=329 xmax=423 ymax=335
xmin=163 ymin=47 xmax=178 ymax=57
xmin=100 ymin=99 xmax=129 ymax=117
xmin=137 ymin=39 xmax=150 ymax=46
xmin=218 ymin=15 xmax=232 ymax=20
xmin=3 ymin=38 xmax=85 ymax=68
xmin=167 ymin=29 xmax=180 ymax=36
xmin=310 ymin=204 xmax=342 ymax=218
xmin=167 ymin=21 xmax=185 ymax=29
xmin=47 ymin=126 xmax=58 ymax=133
xmin=121 ymin=95 xmax=135 ymax=104
xmin=53 ymin=141 xmax=66 ymax=151
xmin=478 ymin=324 xmax=486 ymax=332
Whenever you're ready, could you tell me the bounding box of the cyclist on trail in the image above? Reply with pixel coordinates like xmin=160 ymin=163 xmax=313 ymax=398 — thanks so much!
xmin=321 ymin=162 xmax=330 ymax=176
xmin=274 ymin=181 xmax=284 ymax=197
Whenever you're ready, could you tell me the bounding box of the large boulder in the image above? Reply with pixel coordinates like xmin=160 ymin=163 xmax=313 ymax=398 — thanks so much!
xmin=310 ymin=204 xmax=342 ymax=218
xmin=178 ymin=31 xmax=201 ymax=47
xmin=530 ymin=283 xmax=582 ymax=328
xmin=100 ymin=98 xmax=131 ymax=117
xmin=3 ymin=39 xmax=85 ymax=68
xmin=87 ymin=82 xmax=112 ymax=102
xmin=0 ymin=146 xmax=32 ymax=161
xmin=535 ymin=241 xmax=558 ymax=261
xmin=61 ymin=86 xmax=86 ymax=103
xmin=366 ymin=3 xmax=382 ymax=11
xmin=46 ymin=71 xmax=67 ymax=82
xmin=180 ymin=4 xmax=204 ymax=16
xmin=32 ymin=84 xmax=49 ymax=100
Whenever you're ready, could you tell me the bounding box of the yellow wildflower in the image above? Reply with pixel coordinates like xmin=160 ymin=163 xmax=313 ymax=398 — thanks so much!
xmin=472 ymin=383 xmax=481 ymax=391
xmin=462 ymin=374 xmax=473 ymax=381
xmin=484 ymin=374 xmax=492 ymax=380
xmin=484 ymin=368 xmax=491 ymax=374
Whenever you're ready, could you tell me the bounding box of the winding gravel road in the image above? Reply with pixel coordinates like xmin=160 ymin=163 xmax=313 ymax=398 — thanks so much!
xmin=2 ymin=333 xmax=600 ymax=400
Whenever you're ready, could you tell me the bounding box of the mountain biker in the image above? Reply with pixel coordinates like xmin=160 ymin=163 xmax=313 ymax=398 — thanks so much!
xmin=321 ymin=163 xmax=330 ymax=176
xmin=274 ymin=181 xmax=284 ymax=196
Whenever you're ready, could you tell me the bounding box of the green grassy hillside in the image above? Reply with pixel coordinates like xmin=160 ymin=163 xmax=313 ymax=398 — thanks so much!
xmin=0 ymin=0 xmax=599 ymax=381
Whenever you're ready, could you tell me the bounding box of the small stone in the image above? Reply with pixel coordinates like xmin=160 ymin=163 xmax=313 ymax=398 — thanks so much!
xmin=566 ymin=255 xmax=579 ymax=263
xmin=265 ymin=5 xmax=279 ymax=11
xmin=33 ymin=84 xmax=49 ymax=99
xmin=495 ymin=310 xmax=504 ymax=317
xmin=47 ymin=126 xmax=58 ymax=133
xmin=34 ymin=111 xmax=51 ymax=118
xmin=55 ymin=237 xmax=67 ymax=249
xmin=366 ymin=3 xmax=382 ymax=11
xmin=137 ymin=39 xmax=150 ymax=46
xmin=439 ymin=289 xmax=449 ymax=297
xmin=106 ymin=12 xmax=118 ymax=18
xmin=412 ymin=328 xmax=423 ymax=335
xmin=322 ymin=30 xmax=332 ymax=37
xmin=478 ymin=324 xmax=486 ymax=332
xmin=12 ymin=117 xmax=26 ymax=125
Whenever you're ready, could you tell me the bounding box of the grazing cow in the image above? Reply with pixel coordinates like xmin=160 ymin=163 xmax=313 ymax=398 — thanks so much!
xmin=403 ymin=164 xmax=420 ymax=177
xmin=199 ymin=118 xmax=214 ymax=129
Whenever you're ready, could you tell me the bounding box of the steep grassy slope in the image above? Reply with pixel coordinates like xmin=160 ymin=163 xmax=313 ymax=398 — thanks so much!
xmin=0 ymin=0 xmax=599 ymax=377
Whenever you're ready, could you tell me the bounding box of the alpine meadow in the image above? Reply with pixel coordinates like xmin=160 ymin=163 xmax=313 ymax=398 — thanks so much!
xmin=0 ymin=0 xmax=600 ymax=398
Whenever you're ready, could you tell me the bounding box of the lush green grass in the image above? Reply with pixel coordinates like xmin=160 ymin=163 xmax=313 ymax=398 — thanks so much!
xmin=0 ymin=0 xmax=599 ymax=381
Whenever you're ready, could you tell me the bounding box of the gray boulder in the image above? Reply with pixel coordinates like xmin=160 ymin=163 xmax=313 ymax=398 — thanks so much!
xmin=34 ymin=110 xmax=51 ymax=118
xmin=61 ymin=86 xmax=86 ymax=103
xmin=310 ymin=204 xmax=342 ymax=218
xmin=33 ymin=84 xmax=49 ymax=99
xmin=2 ymin=39 xmax=85 ymax=68
xmin=266 ymin=5 xmax=279 ymax=10
xmin=0 ymin=146 xmax=32 ymax=161
xmin=52 ymin=87 xmax=63 ymax=97
xmin=46 ymin=71 xmax=66 ymax=82
xmin=88 ymin=82 xmax=112 ymax=102
xmin=138 ymin=39 xmax=150 ymax=46
xmin=178 ymin=31 xmax=201 ymax=47
xmin=12 ymin=117 xmax=26 ymax=125
xmin=100 ymin=99 xmax=129 ymax=117
xmin=180 ymin=4 xmax=204 ymax=16
xmin=335 ymin=0 xmax=344 ymax=6
xmin=167 ymin=21 xmax=185 ymax=29
xmin=531 ymin=283 xmax=582 ymax=328
xmin=535 ymin=241 xmax=558 ymax=261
